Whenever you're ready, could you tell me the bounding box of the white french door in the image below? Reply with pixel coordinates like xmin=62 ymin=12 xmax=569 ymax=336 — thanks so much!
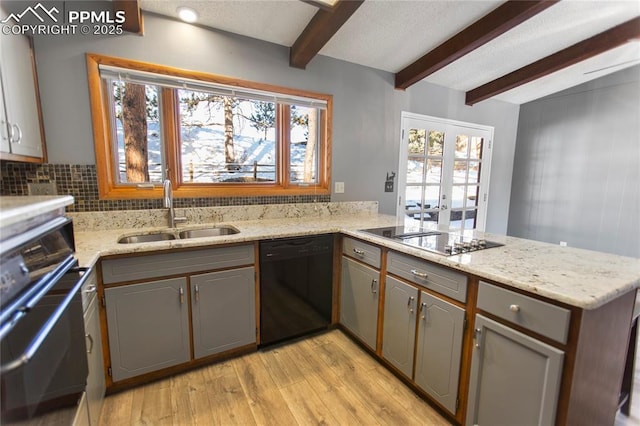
xmin=397 ymin=112 xmax=494 ymax=232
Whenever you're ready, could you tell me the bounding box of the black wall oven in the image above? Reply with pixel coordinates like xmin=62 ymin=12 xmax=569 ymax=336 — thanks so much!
xmin=0 ymin=216 xmax=89 ymax=424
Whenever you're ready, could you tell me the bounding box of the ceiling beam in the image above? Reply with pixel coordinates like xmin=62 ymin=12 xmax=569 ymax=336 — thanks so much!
xmin=394 ymin=0 xmax=558 ymax=90
xmin=465 ymin=17 xmax=640 ymax=105
xmin=290 ymin=0 xmax=364 ymax=69
xmin=113 ymin=0 xmax=143 ymax=35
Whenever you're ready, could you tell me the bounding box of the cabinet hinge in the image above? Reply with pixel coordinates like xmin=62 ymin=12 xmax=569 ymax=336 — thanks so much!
xmin=463 ymin=316 xmax=467 ymax=332
xmin=101 ymin=296 xmax=106 ymax=307
xmin=487 ymin=140 xmax=492 ymax=149
xmin=108 ymin=366 xmax=112 ymax=377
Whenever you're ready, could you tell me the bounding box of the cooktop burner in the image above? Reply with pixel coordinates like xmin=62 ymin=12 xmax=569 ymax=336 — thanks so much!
xmin=360 ymin=226 xmax=503 ymax=256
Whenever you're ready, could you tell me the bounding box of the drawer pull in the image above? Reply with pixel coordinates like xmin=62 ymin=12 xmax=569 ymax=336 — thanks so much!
xmin=353 ymin=248 xmax=365 ymax=256
xmin=509 ymin=304 xmax=520 ymax=312
xmin=410 ymin=269 xmax=428 ymax=279
xmin=85 ymin=333 xmax=94 ymax=354
xmin=84 ymin=285 xmax=97 ymax=294
xmin=371 ymin=279 xmax=378 ymax=294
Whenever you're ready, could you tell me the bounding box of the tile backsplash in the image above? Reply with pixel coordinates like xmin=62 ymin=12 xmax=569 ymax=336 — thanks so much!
xmin=0 ymin=162 xmax=330 ymax=212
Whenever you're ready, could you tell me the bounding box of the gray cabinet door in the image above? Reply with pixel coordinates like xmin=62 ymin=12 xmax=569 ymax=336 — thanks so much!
xmin=340 ymin=257 xmax=380 ymax=349
xmin=415 ymin=291 xmax=464 ymax=415
xmin=466 ymin=315 xmax=564 ymax=426
xmin=382 ymin=276 xmax=418 ymax=377
xmin=191 ymin=267 xmax=256 ymax=359
xmin=0 ymin=29 xmax=43 ymax=158
xmin=84 ymin=293 xmax=105 ymax=426
xmin=105 ymin=277 xmax=190 ymax=382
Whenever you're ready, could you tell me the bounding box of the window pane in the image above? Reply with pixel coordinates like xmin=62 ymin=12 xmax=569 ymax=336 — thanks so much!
xmin=423 ymin=186 xmax=441 ymax=210
xmin=110 ymin=80 xmax=164 ymax=184
xmin=290 ymin=106 xmax=319 ymax=184
xmin=466 ymin=185 xmax=480 ymax=208
xmin=178 ymin=90 xmax=276 ymax=183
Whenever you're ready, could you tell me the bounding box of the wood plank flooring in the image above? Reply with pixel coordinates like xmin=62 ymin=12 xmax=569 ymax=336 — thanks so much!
xmin=99 ymin=329 xmax=451 ymax=425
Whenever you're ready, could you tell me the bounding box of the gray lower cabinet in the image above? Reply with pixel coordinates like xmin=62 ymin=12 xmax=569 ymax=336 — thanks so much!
xmin=382 ymin=276 xmax=418 ymax=377
xmin=466 ymin=314 xmax=564 ymax=426
xmin=84 ymin=286 xmax=105 ymax=425
xmin=105 ymin=277 xmax=191 ymax=382
xmin=340 ymin=256 xmax=380 ymax=349
xmin=191 ymin=267 xmax=256 ymax=359
xmin=414 ymin=291 xmax=465 ymax=415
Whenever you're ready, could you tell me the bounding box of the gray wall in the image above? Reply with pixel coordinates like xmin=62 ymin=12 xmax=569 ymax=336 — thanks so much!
xmin=508 ymin=66 xmax=640 ymax=258
xmin=33 ymin=12 xmax=518 ymax=232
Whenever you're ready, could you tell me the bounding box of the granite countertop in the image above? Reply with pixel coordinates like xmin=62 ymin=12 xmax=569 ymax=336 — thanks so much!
xmin=0 ymin=195 xmax=74 ymax=228
xmin=72 ymin=211 xmax=640 ymax=311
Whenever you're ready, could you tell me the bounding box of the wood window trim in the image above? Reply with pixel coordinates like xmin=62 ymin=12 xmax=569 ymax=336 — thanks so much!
xmin=86 ymin=53 xmax=332 ymax=200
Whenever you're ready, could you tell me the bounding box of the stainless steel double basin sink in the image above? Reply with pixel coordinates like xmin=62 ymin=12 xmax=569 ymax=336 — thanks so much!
xmin=118 ymin=226 xmax=239 ymax=244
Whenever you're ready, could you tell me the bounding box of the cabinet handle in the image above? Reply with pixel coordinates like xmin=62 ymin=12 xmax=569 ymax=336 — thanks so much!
xmin=509 ymin=304 xmax=520 ymax=312
xmin=86 ymin=333 xmax=94 ymax=354
xmin=179 ymin=287 xmax=184 ymax=304
xmin=10 ymin=123 xmax=22 ymax=144
xmin=195 ymin=284 xmax=199 ymax=302
xmin=420 ymin=302 xmax=427 ymax=320
xmin=410 ymin=269 xmax=428 ymax=279
xmin=408 ymin=296 xmax=415 ymax=313
xmin=474 ymin=328 xmax=482 ymax=349
xmin=353 ymin=248 xmax=365 ymax=256
xmin=371 ymin=279 xmax=377 ymax=294
xmin=84 ymin=284 xmax=96 ymax=294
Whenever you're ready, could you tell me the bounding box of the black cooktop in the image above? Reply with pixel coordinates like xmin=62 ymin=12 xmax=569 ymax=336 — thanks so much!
xmin=360 ymin=226 xmax=503 ymax=256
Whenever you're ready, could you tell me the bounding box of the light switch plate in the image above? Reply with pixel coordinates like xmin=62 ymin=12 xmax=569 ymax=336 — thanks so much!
xmin=28 ymin=182 xmax=57 ymax=195
xmin=335 ymin=182 xmax=344 ymax=194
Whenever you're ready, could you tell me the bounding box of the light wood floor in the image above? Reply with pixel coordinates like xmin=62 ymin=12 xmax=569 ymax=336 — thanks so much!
xmin=98 ymin=329 xmax=451 ymax=425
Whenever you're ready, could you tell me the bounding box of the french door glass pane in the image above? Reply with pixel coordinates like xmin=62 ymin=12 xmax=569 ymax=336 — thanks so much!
xmin=466 ymin=185 xmax=480 ymax=208
xmin=426 ymin=159 xmax=443 ymax=183
xmin=427 ymin=130 xmax=444 ymax=156
xmin=408 ymin=129 xmax=426 ymax=155
xmin=455 ymin=134 xmax=468 ymax=158
xmin=423 ymin=186 xmax=441 ymax=210
xmin=453 ymin=161 xmax=468 ymax=183
xmin=470 ymin=136 xmax=483 ymax=159
xmin=407 ymin=159 xmax=424 ymax=183
xmin=469 ymin=161 xmax=481 ymax=183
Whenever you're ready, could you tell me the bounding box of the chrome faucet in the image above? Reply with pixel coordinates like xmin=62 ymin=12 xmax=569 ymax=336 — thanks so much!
xmin=163 ymin=179 xmax=186 ymax=228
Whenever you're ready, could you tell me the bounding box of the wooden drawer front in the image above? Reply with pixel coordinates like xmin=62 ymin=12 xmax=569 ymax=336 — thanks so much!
xmin=342 ymin=237 xmax=381 ymax=269
xmin=387 ymin=252 xmax=467 ymax=303
xmin=102 ymin=244 xmax=254 ymax=284
xmin=477 ymin=281 xmax=570 ymax=344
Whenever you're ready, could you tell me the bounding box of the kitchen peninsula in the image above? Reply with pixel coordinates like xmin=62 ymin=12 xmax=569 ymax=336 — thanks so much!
xmin=69 ymin=202 xmax=639 ymax=426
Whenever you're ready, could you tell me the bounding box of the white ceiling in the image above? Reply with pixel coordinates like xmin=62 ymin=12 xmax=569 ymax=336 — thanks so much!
xmin=140 ymin=0 xmax=640 ymax=105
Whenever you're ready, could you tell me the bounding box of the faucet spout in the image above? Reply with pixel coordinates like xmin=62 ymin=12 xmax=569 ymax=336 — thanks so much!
xmin=163 ymin=179 xmax=186 ymax=228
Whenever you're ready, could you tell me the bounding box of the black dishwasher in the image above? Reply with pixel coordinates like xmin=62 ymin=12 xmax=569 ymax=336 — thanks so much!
xmin=259 ymin=234 xmax=334 ymax=347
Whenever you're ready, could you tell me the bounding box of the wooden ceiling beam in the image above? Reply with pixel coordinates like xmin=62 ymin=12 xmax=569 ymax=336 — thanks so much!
xmin=465 ymin=17 xmax=640 ymax=105
xmin=290 ymin=0 xmax=364 ymax=69
xmin=113 ymin=0 xmax=143 ymax=35
xmin=394 ymin=0 xmax=558 ymax=90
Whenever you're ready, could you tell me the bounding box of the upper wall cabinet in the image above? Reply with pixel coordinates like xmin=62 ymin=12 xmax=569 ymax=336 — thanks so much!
xmin=0 ymin=31 xmax=46 ymax=162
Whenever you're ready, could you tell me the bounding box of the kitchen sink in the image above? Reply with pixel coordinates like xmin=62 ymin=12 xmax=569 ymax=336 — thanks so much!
xmin=118 ymin=232 xmax=176 ymax=244
xmin=178 ymin=226 xmax=239 ymax=239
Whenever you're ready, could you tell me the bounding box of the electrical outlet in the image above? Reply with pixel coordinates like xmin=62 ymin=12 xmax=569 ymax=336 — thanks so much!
xmin=335 ymin=182 xmax=345 ymax=194
xmin=559 ymin=241 xmax=568 ymax=247
xmin=28 ymin=182 xmax=57 ymax=196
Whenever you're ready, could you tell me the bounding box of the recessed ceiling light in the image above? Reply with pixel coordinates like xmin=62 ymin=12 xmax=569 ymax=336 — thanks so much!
xmin=177 ymin=6 xmax=198 ymax=23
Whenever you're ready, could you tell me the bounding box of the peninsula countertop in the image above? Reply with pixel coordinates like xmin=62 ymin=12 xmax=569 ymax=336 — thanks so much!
xmin=72 ymin=212 xmax=640 ymax=311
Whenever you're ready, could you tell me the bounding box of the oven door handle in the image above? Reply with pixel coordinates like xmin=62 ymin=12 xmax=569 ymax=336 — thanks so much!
xmin=0 ymin=266 xmax=92 ymax=374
